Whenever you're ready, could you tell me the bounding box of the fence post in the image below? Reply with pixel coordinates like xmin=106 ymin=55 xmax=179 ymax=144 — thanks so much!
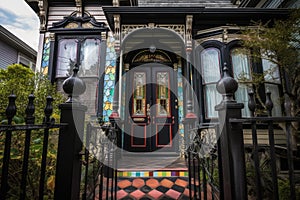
xmin=215 ymin=66 xmax=247 ymax=200
xmin=54 ymin=66 xmax=87 ymax=200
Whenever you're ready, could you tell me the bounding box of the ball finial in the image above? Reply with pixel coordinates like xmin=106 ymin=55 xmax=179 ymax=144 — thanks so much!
xmin=62 ymin=64 xmax=86 ymax=103
xmin=216 ymin=63 xmax=238 ymax=102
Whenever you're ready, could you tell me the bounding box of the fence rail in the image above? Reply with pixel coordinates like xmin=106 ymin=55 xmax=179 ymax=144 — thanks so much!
xmin=0 ymin=94 xmax=67 ymax=200
xmin=187 ymin=71 xmax=300 ymax=200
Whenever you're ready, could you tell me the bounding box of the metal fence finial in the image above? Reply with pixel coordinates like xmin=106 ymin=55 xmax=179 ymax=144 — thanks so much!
xmin=6 ymin=92 xmax=17 ymax=125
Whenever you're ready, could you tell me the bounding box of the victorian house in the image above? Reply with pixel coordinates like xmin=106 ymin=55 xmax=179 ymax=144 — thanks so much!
xmin=23 ymin=0 xmax=298 ymax=199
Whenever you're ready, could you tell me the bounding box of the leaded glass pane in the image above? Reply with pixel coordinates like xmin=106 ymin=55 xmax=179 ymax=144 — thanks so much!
xmin=133 ymin=72 xmax=146 ymax=116
xmin=157 ymin=72 xmax=170 ymax=116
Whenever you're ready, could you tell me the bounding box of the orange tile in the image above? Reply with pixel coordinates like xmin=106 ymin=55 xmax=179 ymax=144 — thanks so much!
xmin=175 ymin=178 xmax=188 ymax=188
xmin=117 ymin=180 xmax=132 ymax=189
xmin=160 ymin=178 xmax=174 ymax=188
xmin=148 ymin=189 xmax=163 ymax=199
xmin=146 ymin=178 xmax=160 ymax=189
xmin=130 ymin=190 xmax=145 ymax=199
xmin=117 ymin=189 xmax=128 ymax=200
xmin=166 ymin=189 xmax=181 ymax=199
xmin=132 ymin=178 xmax=145 ymax=188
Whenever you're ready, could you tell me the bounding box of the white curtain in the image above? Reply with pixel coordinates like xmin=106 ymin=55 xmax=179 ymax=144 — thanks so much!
xmin=231 ymin=48 xmax=251 ymax=116
xmin=201 ymin=48 xmax=222 ymax=118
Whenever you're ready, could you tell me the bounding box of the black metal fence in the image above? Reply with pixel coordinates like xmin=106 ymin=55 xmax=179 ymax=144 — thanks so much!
xmin=0 ymin=94 xmax=67 ymax=199
xmin=82 ymin=122 xmax=118 ymax=200
xmin=187 ymin=68 xmax=300 ymax=200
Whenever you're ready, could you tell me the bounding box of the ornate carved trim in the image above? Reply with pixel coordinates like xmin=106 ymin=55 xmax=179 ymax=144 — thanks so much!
xmin=49 ymin=12 xmax=108 ymax=32
xmin=121 ymin=24 xmax=185 ymax=42
xmin=38 ymin=0 xmax=47 ymax=32
xmin=114 ymin=14 xmax=121 ymax=53
xmin=113 ymin=0 xmax=119 ymax=6
xmin=185 ymin=15 xmax=193 ymax=51
xmin=75 ymin=0 xmax=82 ymax=17
xmin=49 ymin=33 xmax=55 ymax=42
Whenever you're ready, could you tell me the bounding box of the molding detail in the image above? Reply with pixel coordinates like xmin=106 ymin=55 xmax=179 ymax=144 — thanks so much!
xmin=185 ymin=15 xmax=193 ymax=50
xmin=75 ymin=0 xmax=82 ymax=17
xmin=49 ymin=13 xmax=108 ymax=32
xmin=114 ymin=15 xmax=121 ymax=53
xmin=49 ymin=33 xmax=55 ymax=42
xmin=113 ymin=0 xmax=119 ymax=6
xmin=121 ymin=24 xmax=185 ymax=42
xmin=38 ymin=0 xmax=47 ymax=32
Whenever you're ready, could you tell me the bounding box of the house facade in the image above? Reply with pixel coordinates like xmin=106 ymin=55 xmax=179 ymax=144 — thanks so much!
xmin=0 ymin=25 xmax=37 ymax=70
xmin=25 ymin=0 xmax=297 ymax=156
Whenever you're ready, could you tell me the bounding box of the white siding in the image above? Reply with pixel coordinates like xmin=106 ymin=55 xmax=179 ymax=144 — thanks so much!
xmin=47 ymin=6 xmax=76 ymax=29
xmin=0 ymin=40 xmax=18 ymax=69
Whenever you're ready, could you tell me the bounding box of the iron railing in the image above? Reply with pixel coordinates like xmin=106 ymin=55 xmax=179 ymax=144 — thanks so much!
xmin=187 ymin=89 xmax=300 ymax=200
xmin=0 ymin=94 xmax=67 ymax=200
xmin=82 ymin=122 xmax=118 ymax=200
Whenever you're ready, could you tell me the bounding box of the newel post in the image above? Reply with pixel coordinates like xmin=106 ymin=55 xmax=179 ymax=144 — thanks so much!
xmin=215 ymin=65 xmax=247 ymax=200
xmin=54 ymin=66 xmax=87 ymax=200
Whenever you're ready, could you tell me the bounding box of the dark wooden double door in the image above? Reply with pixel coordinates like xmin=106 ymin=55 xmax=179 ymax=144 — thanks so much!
xmin=124 ymin=64 xmax=178 ymax=152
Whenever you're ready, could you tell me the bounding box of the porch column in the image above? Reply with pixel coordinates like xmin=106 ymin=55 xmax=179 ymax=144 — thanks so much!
xmin=183 ymin=47 xmax=197 ymax=151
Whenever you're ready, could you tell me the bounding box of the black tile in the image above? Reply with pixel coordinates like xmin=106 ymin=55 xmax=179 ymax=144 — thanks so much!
xmin=140 ymin=185 xmax=153 ymax=193
xmin=168 ymin=177 xmax=177 ymax=182
xmin=171 ymin=184 xmax=185 ymax=193
xmin=156 ymin=186 xmax=169 ymax=193
xmin=121 ymin=197 xmax=135 ymax=200
xmin=140 ymin=197 xmax=152 ymax=200
xmin=160 ymin=196 xmax=175 ymax=200
xmin=123 ymin=186 xmax=138 ymax=193
xmin=179 ymin=195 xmax=190 ymax=200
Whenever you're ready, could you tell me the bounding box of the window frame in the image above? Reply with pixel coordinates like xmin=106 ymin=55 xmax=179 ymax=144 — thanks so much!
xmin=54 ymin=34 xmax=102 ymax=79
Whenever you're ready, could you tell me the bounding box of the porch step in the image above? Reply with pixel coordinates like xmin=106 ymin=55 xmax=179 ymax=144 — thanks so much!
xmin=117 ymin=177 xmax=193 ymax=200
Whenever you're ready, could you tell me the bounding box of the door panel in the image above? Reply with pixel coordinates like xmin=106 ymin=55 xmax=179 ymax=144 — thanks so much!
xmin=124 ymin=64 xmax=178 ymax=152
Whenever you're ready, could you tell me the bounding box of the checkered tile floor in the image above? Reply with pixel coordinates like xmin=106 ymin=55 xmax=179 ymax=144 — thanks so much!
xmin=117 ymin=177 xmax=192 ymax=200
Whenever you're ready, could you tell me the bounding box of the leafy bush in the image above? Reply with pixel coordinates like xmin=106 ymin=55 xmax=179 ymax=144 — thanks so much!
xmin=0 ymin=64 xmax=65 ymax=199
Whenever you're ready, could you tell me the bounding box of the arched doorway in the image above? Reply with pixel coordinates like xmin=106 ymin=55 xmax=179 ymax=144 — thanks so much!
xmin=120 ymin=28 xmax=185 ymax=153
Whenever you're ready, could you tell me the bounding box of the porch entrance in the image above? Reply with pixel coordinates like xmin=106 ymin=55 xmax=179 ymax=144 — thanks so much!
xmin=123 ymin=63 xmax=179 ymax=152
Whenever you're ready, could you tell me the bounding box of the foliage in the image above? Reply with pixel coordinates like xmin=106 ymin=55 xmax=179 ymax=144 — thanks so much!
xmin=241 ymin=8 xmax=300 ymax=113
xmin=0 ymin=64 xmax=65 ymax=199
xmin=240 ymin=8 xmax=300 ymax=147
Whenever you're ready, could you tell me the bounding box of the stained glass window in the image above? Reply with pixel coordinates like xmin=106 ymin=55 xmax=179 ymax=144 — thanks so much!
xmin=133 ymin=72 xmax=146 ymax=116
xmin=157 ymin=72 xmax=170 ymax=116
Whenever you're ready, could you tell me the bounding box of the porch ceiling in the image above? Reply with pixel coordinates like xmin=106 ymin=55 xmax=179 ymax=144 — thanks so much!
xmin=122 ymin=28 xmax=185 ymax=56
xmin=102 ymin=7 xmax=290 ymax=36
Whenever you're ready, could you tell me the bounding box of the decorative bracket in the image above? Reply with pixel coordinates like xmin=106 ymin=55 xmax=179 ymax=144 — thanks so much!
xmin=38 ymin=0 xmax=47 ymax=32
xmin=75 ymin=0 xmax=82 ymax=17
xmin=114 ymin=14 xmax=121 ymax=53
xmin=185 ymin=15 xmax=193 ymax=51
